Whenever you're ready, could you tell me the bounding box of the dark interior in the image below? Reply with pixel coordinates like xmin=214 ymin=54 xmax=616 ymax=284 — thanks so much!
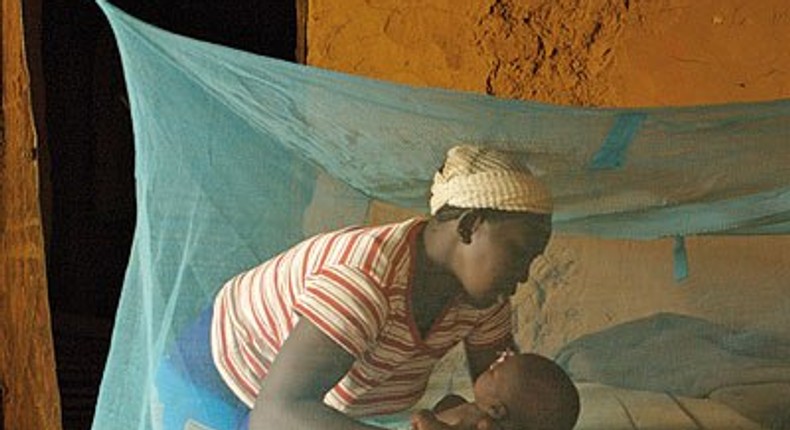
xmin=40 ymin=1 xmax=296 ymax=427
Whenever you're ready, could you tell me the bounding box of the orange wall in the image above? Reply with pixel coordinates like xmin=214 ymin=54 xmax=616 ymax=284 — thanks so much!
xmin=306 ymin=0 xmax=790 ymax=106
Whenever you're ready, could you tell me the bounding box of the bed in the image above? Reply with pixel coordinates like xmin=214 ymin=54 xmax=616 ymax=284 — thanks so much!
xmin=407 ymin=312 xmax=790 ymax=429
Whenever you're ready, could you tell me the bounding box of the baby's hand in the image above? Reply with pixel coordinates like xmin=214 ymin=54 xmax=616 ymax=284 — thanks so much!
xmin=474 ymin=417 xmax=504 ymax=430
xmin=411 ymin=409 xmax=453 ymax=430
xmin=433 ymin=394 xmax=468 ymax=413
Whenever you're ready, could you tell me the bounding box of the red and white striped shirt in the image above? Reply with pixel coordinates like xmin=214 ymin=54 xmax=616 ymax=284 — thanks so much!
xmin=211 ymin=217 xmax=512 ymax=416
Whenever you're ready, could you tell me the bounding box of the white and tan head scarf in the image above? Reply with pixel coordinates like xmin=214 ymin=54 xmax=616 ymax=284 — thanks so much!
xmin=429 ymin=145 xmax=553 ymax=215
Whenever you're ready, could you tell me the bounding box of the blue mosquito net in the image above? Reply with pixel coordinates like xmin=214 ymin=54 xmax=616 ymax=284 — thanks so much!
xmin=92 ymin=1 xmax=790 ymax=429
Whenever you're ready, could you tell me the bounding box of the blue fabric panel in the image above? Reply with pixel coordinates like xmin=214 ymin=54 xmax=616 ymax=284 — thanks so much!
xmin=589 ymin=112 xmax=646 ymax=170
xmin=673 ymin=236 xmax=689 ymax=282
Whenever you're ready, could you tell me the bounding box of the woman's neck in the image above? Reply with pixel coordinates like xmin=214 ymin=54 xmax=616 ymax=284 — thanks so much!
xmin=411 ymin=223 xmax=463 ymax=338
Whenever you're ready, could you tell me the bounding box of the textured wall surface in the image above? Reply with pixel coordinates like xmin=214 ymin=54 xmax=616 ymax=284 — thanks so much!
xmin=307 ymin=0 xmax=790 ymax=353
xmin=308 ymin=0 xmax=790 ymax=106
xmin=1 ymin=0 xmax=62 ymax=429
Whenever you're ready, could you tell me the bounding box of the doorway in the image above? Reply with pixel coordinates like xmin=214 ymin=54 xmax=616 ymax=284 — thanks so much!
xmin=41 ymin=1 xmax=297 ymax=427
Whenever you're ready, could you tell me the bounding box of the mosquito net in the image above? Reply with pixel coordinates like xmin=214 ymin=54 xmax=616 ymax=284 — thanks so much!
xmin=92 ymin=1 xmax=790 ymax=429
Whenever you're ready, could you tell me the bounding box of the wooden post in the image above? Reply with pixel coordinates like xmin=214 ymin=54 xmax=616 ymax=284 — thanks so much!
xmin=0 ymin=0 xmax=62 ymax=428
xmin=295 ymin=0 xmax=308 ymax=64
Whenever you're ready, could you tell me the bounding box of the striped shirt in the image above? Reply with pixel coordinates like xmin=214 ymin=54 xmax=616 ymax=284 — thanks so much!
xmin=211 ymin=217 xmax=512 ymax=416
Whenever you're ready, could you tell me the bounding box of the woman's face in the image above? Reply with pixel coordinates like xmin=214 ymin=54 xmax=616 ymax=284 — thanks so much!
xmin=454 ymin=214 xmax=551 ymax=308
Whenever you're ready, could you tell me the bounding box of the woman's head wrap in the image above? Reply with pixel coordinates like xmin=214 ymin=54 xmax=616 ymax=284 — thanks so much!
xmin=429 ymin=145 xmax=553 ymax=215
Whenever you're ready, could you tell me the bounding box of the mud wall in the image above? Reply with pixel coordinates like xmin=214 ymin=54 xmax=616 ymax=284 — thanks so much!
xmin=307 ymin=0 xmax=790 ymax=106
xmin=305 ymin=0 xmax=790 ymax=353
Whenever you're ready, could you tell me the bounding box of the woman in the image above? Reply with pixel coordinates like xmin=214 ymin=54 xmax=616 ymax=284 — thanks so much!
xmin=161 ymin=144 xmax=553 ymax=430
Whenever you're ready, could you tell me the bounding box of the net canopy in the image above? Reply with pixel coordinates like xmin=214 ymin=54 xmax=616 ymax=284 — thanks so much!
xmin=92 ymin=1 xmax=790 ymax=429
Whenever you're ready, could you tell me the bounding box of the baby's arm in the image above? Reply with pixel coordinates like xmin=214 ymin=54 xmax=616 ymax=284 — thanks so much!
xmin=433 ymin=394 xmax=469 ymax=413
xmin=432 ymin=401 xmax=491 ymax=430
xmin=411 ymin=395 xmax=502 ymax=430
xmin=408 ymin=396 xmax=465 ymax=430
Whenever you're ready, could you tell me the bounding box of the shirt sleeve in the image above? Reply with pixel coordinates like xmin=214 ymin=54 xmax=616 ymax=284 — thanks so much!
xmin=293 ymin=265 xmax=389 ymax=358
xmin=464 ymin=300 xmax=513 ymax=351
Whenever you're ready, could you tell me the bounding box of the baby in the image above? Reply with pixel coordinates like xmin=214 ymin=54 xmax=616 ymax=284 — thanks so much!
xmin=412 ymin=352 xmax=580 ymax=430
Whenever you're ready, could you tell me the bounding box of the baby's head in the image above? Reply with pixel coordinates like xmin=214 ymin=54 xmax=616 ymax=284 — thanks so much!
xmin=473 ymin=353 xmax=580 ymax=430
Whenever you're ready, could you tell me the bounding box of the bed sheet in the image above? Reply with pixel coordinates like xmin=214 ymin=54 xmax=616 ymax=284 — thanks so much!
xmin=363 ymin=381 xmax=766 ymax=430
xmin=575 ymin=382 xmax=763 ymax=430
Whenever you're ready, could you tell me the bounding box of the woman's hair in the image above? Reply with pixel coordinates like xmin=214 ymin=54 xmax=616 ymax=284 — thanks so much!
xmin=433 ymin=204 xmax=551 ymax=227
xmin=432 ymin=205 xmax=551 ymax=244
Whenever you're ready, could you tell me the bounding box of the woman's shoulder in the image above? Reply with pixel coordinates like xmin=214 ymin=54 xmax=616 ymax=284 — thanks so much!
xmin=325 ymin=217 xmax=425 ymax=261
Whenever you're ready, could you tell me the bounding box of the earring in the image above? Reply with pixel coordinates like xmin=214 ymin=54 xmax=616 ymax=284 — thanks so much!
xmin=487 ymin=403 xmax=507 ymax=420
xmin=457 ymin=209 xmax=478 ymax=244
xmin=458 ymin=227 xmax=472 ymax=244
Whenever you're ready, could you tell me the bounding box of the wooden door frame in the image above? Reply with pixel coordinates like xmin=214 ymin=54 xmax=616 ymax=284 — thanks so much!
xmin=295 ymin=0 xmax=308 ymax=64
xmin=1 ymin=0 xmax=62 ymax=428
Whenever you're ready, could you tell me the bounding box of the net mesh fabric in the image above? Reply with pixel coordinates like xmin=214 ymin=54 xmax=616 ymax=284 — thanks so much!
xmin=93 ymin=2 xmax=790 ymax=429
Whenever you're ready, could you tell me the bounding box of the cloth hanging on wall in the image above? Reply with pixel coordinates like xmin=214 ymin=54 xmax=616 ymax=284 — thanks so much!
xmin=92 ymin=1 xmax=790 ymax=429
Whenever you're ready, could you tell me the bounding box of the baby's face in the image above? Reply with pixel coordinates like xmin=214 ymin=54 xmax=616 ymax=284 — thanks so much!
xmin=472 ymin=351 xmax=524 ymax=427
xmin=473 ymin=352 xmax=558 ymax=430
xmin=474 ymin=352 xmax=580 ymax=430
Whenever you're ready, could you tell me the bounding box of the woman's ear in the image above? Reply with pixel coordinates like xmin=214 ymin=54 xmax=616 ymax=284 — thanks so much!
xmin=457 ymin=210 xmax=483 ymax=244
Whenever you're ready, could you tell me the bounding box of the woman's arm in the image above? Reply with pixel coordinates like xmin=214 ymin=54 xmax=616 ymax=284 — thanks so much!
xmin=249 ymin=318 xmax=383 ymax=430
